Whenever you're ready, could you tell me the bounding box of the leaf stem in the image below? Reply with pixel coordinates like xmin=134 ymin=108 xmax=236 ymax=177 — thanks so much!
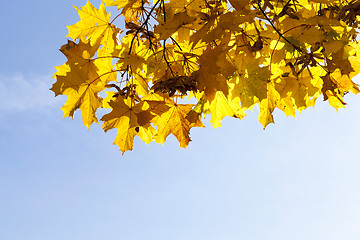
xmin=110 ymin=13 xmax=122 ymax=24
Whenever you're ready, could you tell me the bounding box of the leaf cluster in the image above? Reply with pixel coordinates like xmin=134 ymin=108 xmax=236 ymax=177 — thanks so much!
xmin=52 ymin=0 xmax=360 ymax=153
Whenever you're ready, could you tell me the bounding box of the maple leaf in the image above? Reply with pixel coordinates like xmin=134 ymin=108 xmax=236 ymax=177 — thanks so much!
xmin=209 ymin=91 xmax=246 ymax=128
xmin=51 ymin=64 xmax=71 ymax=96
xmin=258 ymin=98 xmax=275 ymax=129
xmin=51 ymin=40 xmax=116 ymax=128
xmin=116 ymin=0 xmax=145 ymax=23
xmin=165 ymin=0 xmax=204 ymax=15
xmin=196 ymin=45 xmax=232 ymax=97
xmin=101 ymin=96 xmax=155 ymax=153
xmin=147 ymin=98 xmax=203 ymax=148
xmin=61 ymin=82 xmax=105 ymax=129
xmin=229 ymin=58 xmax=269 ymax=108
xmin=155 ymin=12 xmax=196 ymax=40
xmin=53 ymin=40 xmax=115 ymax=92
xmin=67 ymin=1 xmax=120 ymax=51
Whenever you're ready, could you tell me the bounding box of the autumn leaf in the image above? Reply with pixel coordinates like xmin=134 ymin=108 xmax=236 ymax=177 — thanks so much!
xmin=229 ymin=58 xmax=269 ymax=108
xmin=147 ymin=98 xmax=203 ymax=148
xmin=155 ymin=12 xmax=196 ymax=40
xmin=258 ymin=98 xmax=275 ymax=129
xmin=53 ymin=40 xmax=115 ymax=90
xmin=209 ymin=91 xmax=246 ymax=128
xmin=101 ymin=96 xmax=155 ymax=153
xmin=61 ymin=83 xmax=104 ymax=128
xmin=51 ymin=40 xmax=116 ymax=128
xmin=67 ymin=1 xmax=121 ymax=51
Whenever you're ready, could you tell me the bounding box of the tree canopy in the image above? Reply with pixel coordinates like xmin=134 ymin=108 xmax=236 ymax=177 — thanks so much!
xmin=52 ymin=0 xmax=360 ymax=153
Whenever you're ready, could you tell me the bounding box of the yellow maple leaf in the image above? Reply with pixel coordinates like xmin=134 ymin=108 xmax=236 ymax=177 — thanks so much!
xmin=61 ymin=80 xmax=105 ymax=129
xmin=51 ymin=64 xmax=71 ymax=96
xmin=209 ymin=91 xmax=246 ymax=128
xmin=51 ymin=40 xmax=117 ymax=129
xmin=67 ymin=1 xmax=120 ymax=51
xmin=229 ymin=58 xmax=269 ymax=108
xmin=102 ymin=91 xmax=118 ymax=109
xmin=155 ymin=12 xmax=196 ymax=40
xmin=109 ymin=122 xmax=155 ymax=154
xmin=330 ymin=69 xmax=360 ymax=94
xmin=131 ymin=71 xmax=151 ymax=97
xmin=197 ymin=46 xmax=232 ymax=97
xmin=60 ymin=40 xmax=98 ymax=65
xmin=276 ymin=97 xmax=296 ymax=118
xmin=115 ymin=35 xmax=150 ymax=72
xmin=165 ymin=0 xmax=204 ymax=15
xmin=56 ymin=40 xmax=115 ymax=88
xmin=112 ymin=127 xmax=137 ymax=154
xmin=147 ymin=98 xmax=203 ymax=148
xmin=257 ymin=82 xmax=278 ymax=128
xmin=101 ymin=96 xmax=156 ymax=153
xmin=296 ymin=26 xmax=323 ymax=45
xmin=326 ymin=91 xmax=346 ymax=110
xmin=102 ymin=97 xmax=138 ymax=131
xmin=258 ymin=98 xmax=275 ymax=129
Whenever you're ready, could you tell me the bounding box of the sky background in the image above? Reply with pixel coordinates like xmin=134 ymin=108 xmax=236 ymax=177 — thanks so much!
xmin=1 ymin=1 xmax=360 ymax=240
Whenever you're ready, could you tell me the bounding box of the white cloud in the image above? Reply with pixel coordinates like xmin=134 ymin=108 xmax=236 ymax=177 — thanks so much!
xmin=0 ymin=73 xmax=62 ymax=112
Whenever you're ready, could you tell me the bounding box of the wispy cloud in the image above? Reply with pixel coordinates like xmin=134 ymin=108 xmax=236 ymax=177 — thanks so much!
xmin=0 ymin=73 xmax=62 ymax=112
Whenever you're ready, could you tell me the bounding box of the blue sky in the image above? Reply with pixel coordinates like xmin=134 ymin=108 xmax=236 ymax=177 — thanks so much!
xmin=1 ymin=1 xmax=360 ymax=240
